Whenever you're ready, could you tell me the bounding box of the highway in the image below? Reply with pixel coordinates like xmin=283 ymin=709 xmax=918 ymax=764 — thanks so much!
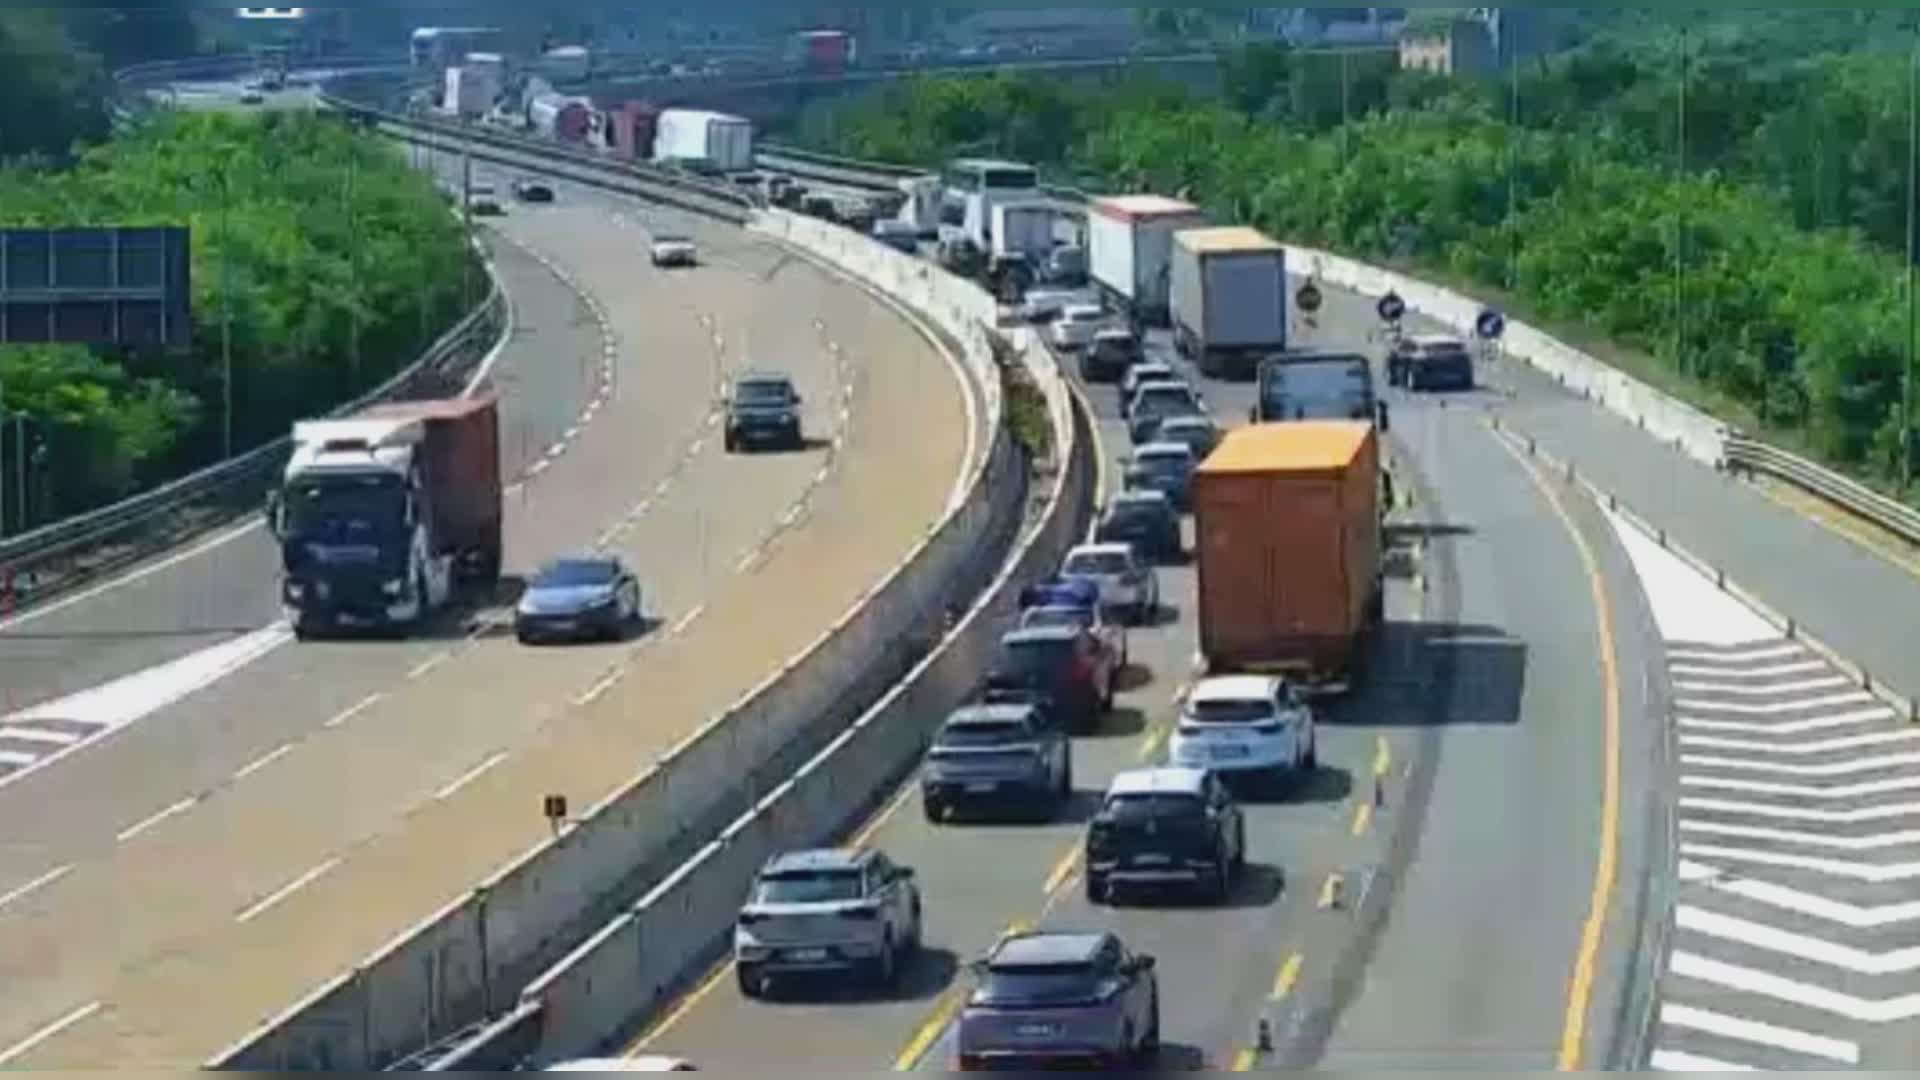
xmin=621 ymin=280 xmax=1660 ymax=1071
xmin=0 ymin=140 xmax=976 ymax=1065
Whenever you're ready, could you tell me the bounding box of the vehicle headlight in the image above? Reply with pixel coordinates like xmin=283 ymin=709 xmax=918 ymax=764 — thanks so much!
xmin=382 ymin=578 xmax=405 ymax=597
xmin=286 ymin=582 xmax=305 ymax=600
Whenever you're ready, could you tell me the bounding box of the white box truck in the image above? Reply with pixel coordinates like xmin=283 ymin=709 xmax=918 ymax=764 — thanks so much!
xmin=653 ymin=108 xmax=754 ymax=173
xmin=1170 ymin=226 xmax=1288 ymax=380
xmin=991 ymin=200 xmax=1056 ymax=260
xmin=1088 ymin=194 xmax=1208 ymax=328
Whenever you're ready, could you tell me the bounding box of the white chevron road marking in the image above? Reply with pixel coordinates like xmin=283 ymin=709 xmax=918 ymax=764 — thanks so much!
xmin=1649 ymin=1048 xmax=1757 ymax=1071
xmin=1678 ymin=861 xmax=1920 ymax=927
xmin=1678 ymin=905 xmax=1920 ymax=976
xmin=1681 ymin=796 xmax=1920 ymax=825
xmin=1683 ymin=745 xmax=1920 ymax=773
xmin=1661 ymin=1001 xmax=1859 ymax=1063
xmin=1675 ymin=692 xmax=1879 ymax=717
xmin=1681 ymin=729 xmax=1920 ymax=757
xmin=1683 ymin=773 xmax=1920 ymax=800
xmin=1677 ymin=707 xmax=1894 ymax=737
xmin=1667 ymin=644 xmax=1804 ymax=664
xmin=1671 ymin=660 xmax=1825 ymax=679
xmin=1670 ymin=950 xmax=1920 ymax=1022
xmin=1681 ymin=820 xmax=1920 ymax=851
xmin=1674 ymin=676 xmax=1850 ymax=696
xmin=1680 ymin=843 xmax=1920 ymax=883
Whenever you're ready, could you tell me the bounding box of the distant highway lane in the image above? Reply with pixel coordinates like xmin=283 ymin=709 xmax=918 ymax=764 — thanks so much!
xmin=622 ymin=288 xmax=1660 ymax=1070
xmin=0 ymin=154 xmax=975 ymax=1065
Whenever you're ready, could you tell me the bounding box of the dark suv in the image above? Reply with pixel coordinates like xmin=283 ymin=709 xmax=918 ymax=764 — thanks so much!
xmin=921 ymin=702 xmax=1072 ymax=821
xmin=954 ymin=930 xmax=1160 ymax=1071
xmin=1084 ymin=767 xmax=1245 ymax=905
xmin=724 ymin=372 xmax=804 ymax=452
xmin=984 ymin=625 xmax=1117 ymax=735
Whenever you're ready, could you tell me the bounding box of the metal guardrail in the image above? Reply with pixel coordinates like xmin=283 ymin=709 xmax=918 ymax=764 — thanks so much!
xmin=1725 ymin=436 xmax=1920 ymax=547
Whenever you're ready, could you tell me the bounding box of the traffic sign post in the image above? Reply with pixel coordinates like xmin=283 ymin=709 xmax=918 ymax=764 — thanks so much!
xmin=1295 ymin=281 xmax=1323 ymax=314
xmin=1377 ymin=291 xmax=1406 ymax=324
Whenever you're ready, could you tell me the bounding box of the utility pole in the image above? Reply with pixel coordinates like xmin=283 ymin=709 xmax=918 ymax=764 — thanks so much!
xmin=14 ymin=416 xmax=25 ymax=533
xmin=1906 ymin=37 xmax=1917 ymax=490
xmin=461 ymin=148 xmax=475 ymax=312
xmin=1507 ymin=30 xmax=1520 ymax=292
xmin=1339 ymin=48 xmax=1351 ymax=169
xmin=0 ymin=376 xmax=8 ymax=538
xmin=1673 ymin=26 xmax=1689 ymax=378
xmin=347 ymin=145 xmax=361 ymax=392
xmin=220 ymin=165 xmax=235 ymax=460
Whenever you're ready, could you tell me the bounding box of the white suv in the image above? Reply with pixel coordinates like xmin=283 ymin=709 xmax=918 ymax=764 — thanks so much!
xmin=1060 ymin=543 xmax=1159 ymax=625
xmin=1050 ymin=303 xmax=1107 ymax=351
xmin=733 ymin=848 xmax=922 ymax=997
xmin=1170 ymin=676 xmax=1316 ymax=785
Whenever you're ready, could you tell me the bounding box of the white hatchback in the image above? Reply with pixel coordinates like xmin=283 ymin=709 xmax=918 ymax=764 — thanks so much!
xmin=1050 ymin=303 xmax=1107 ymax=351
xmin=1170 ymin=676 xmax=1316 ymax=782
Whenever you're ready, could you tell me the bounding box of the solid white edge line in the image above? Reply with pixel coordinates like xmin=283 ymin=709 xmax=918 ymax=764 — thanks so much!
xmin=115 ymin=797 xmax=198 ymax=842
xmin=0 ymin=1001 xmax=103 ymax=1067
xmin=236 ymin=857 xmax=341 ymax=924
xmin=0 ymin=864 xmax=73 ymax=912
xmin=434 ymin=751 xmax=510 ymax=801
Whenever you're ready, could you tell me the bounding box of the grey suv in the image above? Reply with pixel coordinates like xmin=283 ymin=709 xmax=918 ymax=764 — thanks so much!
xmin=733 ymin=848 xmax=922 ymax=996
xmin=921 ymin=702 xmax=1073 ymax=821
xmin=954 ymin=930 xmax=1160 ymax=1071
xmin=724 ymin=372 xmax=804 ymax=452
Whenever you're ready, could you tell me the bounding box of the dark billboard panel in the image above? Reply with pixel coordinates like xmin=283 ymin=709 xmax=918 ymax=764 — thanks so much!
xmin=0 ymin=226 xmax=191 ymax=347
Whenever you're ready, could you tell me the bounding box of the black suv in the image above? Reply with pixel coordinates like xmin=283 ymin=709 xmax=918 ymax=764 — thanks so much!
xmin=1084 ymin=767 xmax=1245 ymax=905
xmin=724 ymin=372 xmax=804 ymax=452
xmin=921 ymin=702 xmax=1072 ymax=821
xmin=984 ymin=625 xmax=1117 ymax=735
xmin=1094 ymin=491 xmax=1182 ymax=563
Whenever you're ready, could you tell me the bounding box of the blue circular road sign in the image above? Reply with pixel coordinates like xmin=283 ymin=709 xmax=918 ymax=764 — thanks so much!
xmin=1377 ymin=291 xmax=1406 ymax=323
xmin=1476 ymin=308 xmax=1507 ymax=340
xmin=1296 ymin=282 xmax=1323 ymax=313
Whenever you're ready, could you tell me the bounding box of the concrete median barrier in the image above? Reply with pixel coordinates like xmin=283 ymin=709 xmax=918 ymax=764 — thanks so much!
xmin=209 ymin=205 xmax=1031 ymax=1071
xmin=1288 ymin=245 xmax=1733 ymax=469
xmin=495 ymin=337 xmax=1092 ymax=1067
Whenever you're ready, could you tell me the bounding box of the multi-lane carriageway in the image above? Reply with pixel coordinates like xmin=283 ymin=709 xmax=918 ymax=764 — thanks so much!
xmin=614 ymin=279 xmax=1920 ymax=1069
xmin=0 ymin=150 xmax=981 ymax=1066
xmin=9 ymin=92 xmax=1920 ymax=1075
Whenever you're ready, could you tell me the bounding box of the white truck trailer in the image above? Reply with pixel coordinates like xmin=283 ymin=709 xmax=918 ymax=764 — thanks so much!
xmin=1088 ymin=194 xmax=1209 ymax=328
xmin=652 ymin=108 xmax=754 ymax=173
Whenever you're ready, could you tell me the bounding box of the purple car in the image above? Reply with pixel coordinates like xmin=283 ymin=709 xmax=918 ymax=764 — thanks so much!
xmin=954 ymin=930 xmax=1160 ymax=1071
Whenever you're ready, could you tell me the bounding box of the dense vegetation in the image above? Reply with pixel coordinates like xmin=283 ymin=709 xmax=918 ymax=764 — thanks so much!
xmin=0 ymin=111 xmax=476 ymax=523
xmin=798 ymin=13 xmax=1920 ymax=502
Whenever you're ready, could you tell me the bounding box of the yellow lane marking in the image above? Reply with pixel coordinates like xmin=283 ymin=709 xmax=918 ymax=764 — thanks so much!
xmin=1317 ymin=873 xmax=1343 ymax=910
xmin=1230 ymin=1047 xmax=1258 ymax=1071
xmin=1372 ymin=736 xmax=1391 ymax=778
xmin=1350 ymin=802 xmax=1373 ymax=838
xmin=1042 ymin=844 xmax=1083 ymax=896
xmin=1271 ymin=953 xmax=1303 ymax=1000
xmin=893 ymin=919 xmax=1031 ymax=1071
xmin=1493 ymin=427 xmax=1623 ymax=1071
xmin=850 ymin=782 xmax=918 ymax=849
xmin=624 ymin=954 xmax=733 ymax=1055
xmin=1136 ymin=723 xmax=1170 ymax=762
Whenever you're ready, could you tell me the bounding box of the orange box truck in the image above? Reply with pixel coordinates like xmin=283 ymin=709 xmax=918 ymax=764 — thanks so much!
xmin=1192 ymin=420 xmax=1383 ymax=690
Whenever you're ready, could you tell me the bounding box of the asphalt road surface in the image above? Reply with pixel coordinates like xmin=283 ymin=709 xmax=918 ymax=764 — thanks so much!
xmin=620 ymin=282 xmax=1658 ymax=1072
xmin=0 ymin=147 xmax=974 ymax=1066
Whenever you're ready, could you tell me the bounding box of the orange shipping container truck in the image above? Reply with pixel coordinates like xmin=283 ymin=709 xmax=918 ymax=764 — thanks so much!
xmin=1192 ymin=420 xmax=1383 ymax=689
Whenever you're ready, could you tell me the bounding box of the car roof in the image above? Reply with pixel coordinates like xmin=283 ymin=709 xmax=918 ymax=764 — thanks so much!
xmin=1093 ymin=327 xmax=1134 ymax=340
xmin=762 ymin=848 xmax=870 ymax=875
xmin=1158 ymin=415 xmax=1214 ymax=430
xmin=991 ymin=931 xmax=1111 ymax=966
xmin=946 ymin=702 xmax=1040 ymax=726
xmin=1107 ymin=766 xmax=1209 ymax=797
xmin=1133 ymin=380 xmax=1192 ymax=395
xmin=1190 ymin=674 xmax=1282 ymax=703
xmin=1001 ymin=624 xmax=1080 ymax=645
xmin=1134 ymin=442 xmax=1194 ymax=459
xmin=1110 ymin=489 xmax=1171 ymax=507
xmin=1068 ymin=542 xmax=1135 ymax=559
xmin=1063 ymin=303 xmax=1103 ymax=315
xmin=545 ymin=1058 xmax=694 ymax=1072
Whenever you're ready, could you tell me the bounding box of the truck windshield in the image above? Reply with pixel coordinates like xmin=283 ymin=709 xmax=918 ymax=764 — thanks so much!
xmin=1258 ymin=358 xmax=1374 ymax=421
xmin=282 ymin=475 xmax=405 ymax=540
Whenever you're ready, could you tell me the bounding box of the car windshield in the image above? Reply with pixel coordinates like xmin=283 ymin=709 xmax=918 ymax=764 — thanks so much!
xmin=1189 ymin=699 xmax=1280 ymax=726
xmin=1022 ymin=606 xmax=1093 ymax=631
xmin=1103 ymin=792 xmax=1205 ymax=821
xmin=938 ymin=720 xmax=1031 ymax=747
xmin=1135 ymin=388 xmax=1197 ymax=417
xmin=656 ymin=235 xmax=691 ymax=245
xmin=994 ymin=638 xmax=1073 ymax=680
xmin=1105 ymin=500 xmax=1166 ymax=526
xmin=753 ymin=869 xmax=863 ymax=904
xmin=1260 ymin=358 xmax=1374 ymax=420
xmin=1128 ymin=367 xmax=1172 ymax=386
xmin=1064 ymin=550 xmax=1130 ymax=576
xmin=1135 ymin=453 xmax=1190 ymax=473
xmin=736 ymin=381 xmax=791 ymax=405
xmin=976 ymin=964 xmax=1101 ymax=1006
xmin=534 ymin=560 xmax=616 ymax=588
